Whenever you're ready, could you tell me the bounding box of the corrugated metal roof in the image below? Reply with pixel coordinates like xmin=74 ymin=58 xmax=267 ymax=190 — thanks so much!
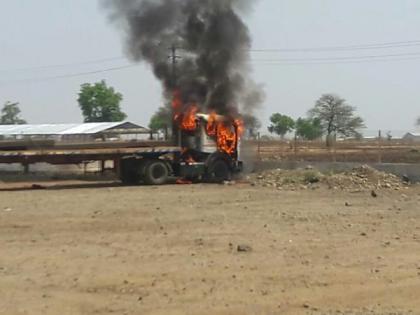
xmin=404 ymin=132 xmax=420 ymax=137
xmin=0 ymin=122 xmax=148 ymax=136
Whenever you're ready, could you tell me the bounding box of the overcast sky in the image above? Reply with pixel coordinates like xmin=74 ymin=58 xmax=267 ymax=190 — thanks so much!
xmin=1 ymin=0 xmax=420 ymax=136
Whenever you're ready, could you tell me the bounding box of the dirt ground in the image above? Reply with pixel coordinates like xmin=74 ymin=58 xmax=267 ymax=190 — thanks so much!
xmin=1 ymin=182 xmax=420 ymax=315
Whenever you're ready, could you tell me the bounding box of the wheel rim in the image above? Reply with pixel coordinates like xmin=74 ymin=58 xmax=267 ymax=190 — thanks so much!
xmin=151 ymin=164 xmax=166 ymax=180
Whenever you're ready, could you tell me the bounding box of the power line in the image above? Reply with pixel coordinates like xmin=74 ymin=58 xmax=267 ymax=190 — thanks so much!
xmin=251 ymin=51 xmax=420 ymax=62
xmin=4 ymin=39 xmax=420 ymax=73
xmin=2 ymin=56 xmax=420 ymax=86
xmin=0 ymin=56 xmax=126 ymax=73
xmin=0 ymin=64 xmax=139 ymax=85
xmin=250 ymin=40 xmax=420 ymax=53
xmin=3 ymin=43 xmax=420 ymax=85
xmin=252 ymin=56 xmax=420 ymax=66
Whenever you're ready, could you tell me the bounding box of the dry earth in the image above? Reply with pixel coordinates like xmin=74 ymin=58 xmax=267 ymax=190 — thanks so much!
xmin=1 ymin=182 xmax=420 ymax=315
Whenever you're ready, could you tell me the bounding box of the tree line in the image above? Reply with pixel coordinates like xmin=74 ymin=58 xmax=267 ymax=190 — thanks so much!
xmin=267 ymin=94 xmax=366 ymax=146
xmin=2 ymin=81 xmax=420 ymax=144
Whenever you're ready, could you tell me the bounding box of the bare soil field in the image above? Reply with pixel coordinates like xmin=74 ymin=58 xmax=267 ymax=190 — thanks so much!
xmin=1 ymin=182 xmax=420 ymax=315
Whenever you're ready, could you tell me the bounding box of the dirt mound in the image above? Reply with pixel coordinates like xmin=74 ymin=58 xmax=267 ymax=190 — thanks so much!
xmin=250 ymin=165 xmax=408 ymax=191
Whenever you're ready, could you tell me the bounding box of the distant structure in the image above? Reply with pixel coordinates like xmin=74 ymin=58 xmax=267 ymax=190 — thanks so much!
xmin=403 ymin=132 xmax=420 ymax=142
xmin=0 ymin=122 xmax=150 ymax=142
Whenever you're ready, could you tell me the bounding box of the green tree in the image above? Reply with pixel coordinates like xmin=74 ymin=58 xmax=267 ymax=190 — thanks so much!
xmin=268 ymin=113 xmax=295 ymax=138
xmin=0 ymin=102 xmax=27 ymax=125
xmin=295 ymin=117 xmax=323 ymax=140
xmin=78 ymin=81 xmax=126 ymax=122
xmin=309 ymin=94 xmax=365 ymax=146
xmin=148 ymin=106 xmax=172 ymax=136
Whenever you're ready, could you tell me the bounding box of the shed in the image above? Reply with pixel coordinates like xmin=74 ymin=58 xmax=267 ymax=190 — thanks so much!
xmin=403 ymin=132 xmax=420 ymax=142
xmin=0 ymin=122 xmax=150 ymax=142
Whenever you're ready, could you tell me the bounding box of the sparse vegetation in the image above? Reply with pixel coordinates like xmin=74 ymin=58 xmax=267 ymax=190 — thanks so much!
xmin=0 ymin=102 xmax=26 ymax=125
xmin=78 ymin=80 xmax=127 ymax=123
xmin=149 ymin=106 xmax=171 ymax=136
xmin=295 ymin=117 xmax=323 ymax=140
xmin=309 ymin=94 xmax=365 ymax=146
xmin=268 ymin=113 xmax=295 ymax=138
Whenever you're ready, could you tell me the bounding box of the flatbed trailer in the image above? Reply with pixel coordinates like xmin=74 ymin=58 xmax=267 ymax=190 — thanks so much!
xmin=0 ymin=145 xmax=180 ymax=165
xmin=0 ymin=141 xmax=242 ymax=185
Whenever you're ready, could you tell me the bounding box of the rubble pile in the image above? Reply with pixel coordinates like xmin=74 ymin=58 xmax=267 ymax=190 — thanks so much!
xmin=250 ymin=165 xmax=408 ymax=191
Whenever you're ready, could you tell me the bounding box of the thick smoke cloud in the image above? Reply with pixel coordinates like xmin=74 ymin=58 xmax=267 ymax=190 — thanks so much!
xmin=102 ymin=0 xmax=263 ymax=116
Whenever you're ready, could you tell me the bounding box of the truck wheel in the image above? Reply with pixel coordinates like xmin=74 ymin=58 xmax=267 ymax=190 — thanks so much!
xmin=207 ymin=159 xmax=231 ymax=183
xmin=120 ymin=158 xmax=142 ymax=185
xmin=143 ymin=160 xmax=169 ymax=185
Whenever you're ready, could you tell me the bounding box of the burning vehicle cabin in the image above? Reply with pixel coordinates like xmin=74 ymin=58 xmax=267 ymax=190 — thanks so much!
xmin=119 ymin=102 xmax=244 ymax=185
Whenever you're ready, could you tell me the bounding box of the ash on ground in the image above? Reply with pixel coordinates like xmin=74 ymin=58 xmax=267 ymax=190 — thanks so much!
xmin=249 ymin=165 xmax=410 ymax=192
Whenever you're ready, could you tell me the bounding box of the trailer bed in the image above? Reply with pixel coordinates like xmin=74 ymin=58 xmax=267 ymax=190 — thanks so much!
xmin=0 ymin=142 xmax=180 ymax=165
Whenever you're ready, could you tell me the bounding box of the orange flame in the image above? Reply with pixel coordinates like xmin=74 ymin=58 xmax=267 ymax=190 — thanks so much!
xmin=172 ymin=91 xmax=198 ymax=132
xmin=180 ymin=104 xmax=198 ymax=132
xmin=206 ymin=111 xmax=218 ymax=137
xmin=216 ymin=122 xmax=237 ymax=155
xmin=172 ymin=90 xmax=243 ymax=156
xmin=206 ymin=115 xmax=244 ymax=156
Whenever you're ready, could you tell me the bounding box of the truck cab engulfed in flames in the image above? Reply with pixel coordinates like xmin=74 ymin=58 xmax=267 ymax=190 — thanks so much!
xmin=174 ymin=109 xmax=244 ymax=183
xmin=118 ymin=107 xmax=244 ymax=186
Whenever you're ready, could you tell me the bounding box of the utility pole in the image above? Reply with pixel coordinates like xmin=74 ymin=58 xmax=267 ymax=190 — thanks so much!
xmin=169 ymin=44 xmax=181 ymax=89
xmin=169 ymin=45 xmax=181 ymax=145
xmin=378 ymin=129 xmax=383 ymax=163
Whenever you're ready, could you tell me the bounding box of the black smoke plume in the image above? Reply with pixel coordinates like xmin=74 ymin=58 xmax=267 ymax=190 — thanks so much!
xmin=102 ymin=0 xmax=263 ymax=116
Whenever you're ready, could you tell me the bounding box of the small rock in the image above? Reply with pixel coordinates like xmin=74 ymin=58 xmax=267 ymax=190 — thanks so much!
xmin=31 ymin=184 xmax=46 ymax=190
xmin=237 ymin=244 xmax=252 ymax=252
xmin=3 ymin=207 xmax=12 ymax=212
xmin=345 ymin=202 xmax=351 ymax=207
xmin=371 ymin=190 xmax=378 ymax=198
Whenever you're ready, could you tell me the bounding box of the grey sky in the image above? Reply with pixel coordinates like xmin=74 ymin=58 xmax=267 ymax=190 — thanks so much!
xmin=1 ymin=0 xmax=420 ymax=136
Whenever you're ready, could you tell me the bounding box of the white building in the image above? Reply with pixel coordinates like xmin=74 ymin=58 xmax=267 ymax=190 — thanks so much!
xmin=403 ymin=132 xmax=420 ymax=142
xmin=0 ymin=122 xmax=150 ymax=142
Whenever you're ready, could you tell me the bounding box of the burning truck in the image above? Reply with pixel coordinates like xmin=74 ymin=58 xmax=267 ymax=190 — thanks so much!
xmin=119 ymin=92 xmax=244 ymax=185
xmin=104 ymin=0 xmax=262 ymax=184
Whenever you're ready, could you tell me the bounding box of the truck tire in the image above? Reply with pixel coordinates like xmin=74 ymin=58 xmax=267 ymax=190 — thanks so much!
xmin=206 ymin=159 xmax=231 ymax=183
xmin=143 ymin=160 xmax=169 ymax=185
xmin=120 ymin=158 xmax=142 ymax=185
